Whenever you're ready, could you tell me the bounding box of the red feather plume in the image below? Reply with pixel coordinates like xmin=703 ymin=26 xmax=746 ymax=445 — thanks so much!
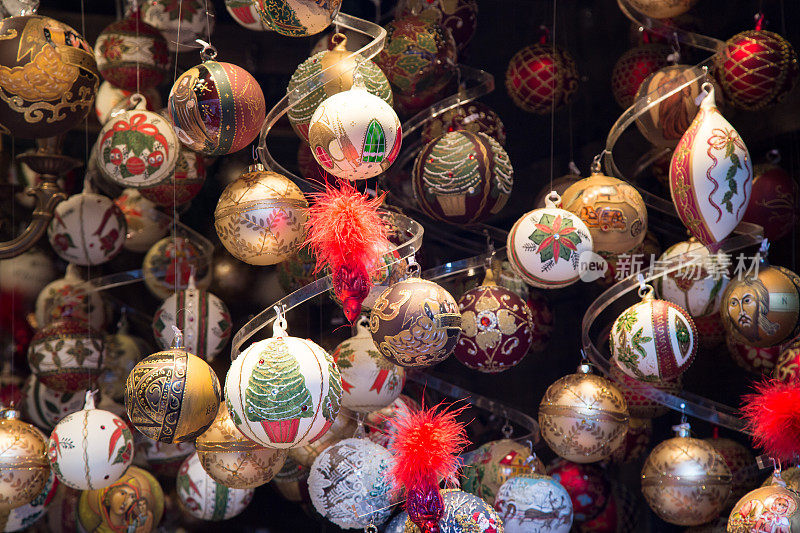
xmin=742 ymin=379 xmax=800 ymax=461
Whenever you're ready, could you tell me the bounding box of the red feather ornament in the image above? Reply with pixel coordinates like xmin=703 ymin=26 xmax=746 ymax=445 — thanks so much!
xmin=388 ymin=403 xmax=469 ymax=533
xmin=304 ymin=181 xmax=391 ymax=321
xmin=742 ymin=379 xmax=800 ymax=461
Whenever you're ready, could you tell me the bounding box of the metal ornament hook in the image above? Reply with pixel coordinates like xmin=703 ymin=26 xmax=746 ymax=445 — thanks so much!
xmin=196 ymin=39 xmax=218 ymax=61
xmin=171 ymin=326 xmax=184 ymax=349
xmin=544 ymin=191 xmax=561 ymax=209
xmin=272 ymin=305 xmax=288 ymax=337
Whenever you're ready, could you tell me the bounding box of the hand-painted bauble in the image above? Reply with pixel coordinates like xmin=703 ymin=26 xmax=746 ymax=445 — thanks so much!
xmin=77 ymin=465 xmax=164 ymax=533
xmin=277 ymin=247 xmax=317 ymax=292
xmin=375 ymin=14 xmax=458 ymax=115
xmin=715 ymin=30 xmax=799 ymax=111
xmin=624 ymin=0 xmax=698 ymax=18
xmin=309 ymin=87 xmax=401 ymax=180
xmin=547 ymin=459 xmax=610 ymax=523
xmin=413 ymin=131 xmax=513 ymax=224
xmin=773 ymin=338 xmax=800 ymax=383
xmin=641 ymin=427 xmax=732 ymax=526
xmin=611 ymin=45 xmax=670 ymax=109
xmin=610 ymin=416 xmax=652 ymax=463
xmin=138 ymin=145 xmax=207 ymax=207
xmin=763 ymin=467 xmax=800 ymax=492
xmin=114 ymin=188 xmax=170 ymax=253
xmin=0 ymin=15 xmax=99 ymax=138
xmin=296 ymin=141 xmax=336 ymax=183
xmin=225 ymin=0 xmax=268 ymax=30
xmin=670 ymin=84 xmax=752 ymax=245
xmin=1 ymin=467 xmax=58 ymax=532
xmin=308 ymin=437 xmax=396 ymax=529
xmin=142 ymin=236 xmax=211 ymax=300
xmin=369 ymin=278 xmax=461 ymax=367
xmin=125 ymin=348 xmax=222 ymax=443
xmin=608 ymin=365 xmax=682 ymax=418
xmin=561 ymin=172 xmax=648 ymax=254
xmin=538 ymin=368 xmax=629 ymax=463
xmin=20 ymin=375 xmax=86 ymax=432
xmin=728 ymin=477 xmax=800 ymax=531
xmin=726 ymin=335 xmax=786 ymax=375
xmin=454 ymin=274 xmax=534 ymax=373
xmin=505 ymin=43 xmax=579 ymax=114
xmin=0 ymin=410 xmax=50 ymax=511
xmin=365 ymin=394 xmax=420 ymax=448
xmin=655 ymin=239 xmax=731 ymax=317
xmin=141 ymin=0 xmax=213 ymax=52
xmin=742 ymin=164 xmax=799 ymax=242
xmin=256 ymin=0 xmax=341 ymax=36
xmin=28 ymin=318 xmax=104 ymax=393
xmin=224 ymin=321 xmax=342 ymax=448
xmin=196 ymin=401 xmax=287 ymax=489
xmin=47 ymin=192 xmax=127 ymax=266
xmin=214 ymin=164 xmax=308 ymax=265
xmin=506 ymin=194 xmax=594 ymax=289
xmin=420 ymin=100 xmax=506 ymax=146
xmin=133 ymin=437 xmax=194 ymax=478
xmin=47 ymin=393 xmax=133 ymax=490
xmin=168 ymin=61 xmax=265 ymax=156
xmin=705 ymin=431 xmax=759 ymax=509
xmin=395 ymin=0 xmax=478 ymax=51
xmin=287 ymin=34 xmax=392 ymax=142
xmin=177 ymin=452 xmax=253 ymax=520
xmin=403 ymin=489 xmax=504 ymax=533
xmin=720 ymin=264 xmax=800 ymax=348
xmin=696 ymin=312 xmax=727 ymax=349
xmin=495 ymin=474 xmax=574 ymax=533
xmin=95 ymin=81 xmax=161 ymax=125
xmin=94 ymin=16 xmax=169 ymax=91
xmin=0 ymin=248 xmax=55 ymax=306
xmin=461 ymin=439 xmax=545 ymax=503
xmin=152 ymin=285 xmax=232 ymax=361
xmin=333 ymin=318 xmax=405 ymax=413
xmin=610 ymin=288 xmax=697 ymax=381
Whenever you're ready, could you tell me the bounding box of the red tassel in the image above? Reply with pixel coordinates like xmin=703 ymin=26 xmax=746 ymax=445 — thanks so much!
xmin=742 ymin=379 xmax=800 ymax=461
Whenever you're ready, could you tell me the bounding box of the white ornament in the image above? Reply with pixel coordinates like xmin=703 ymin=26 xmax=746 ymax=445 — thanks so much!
xmin=47 ymin=393 xmax=134 ymax=490
xmin=308 ymin=437 xmax=397 ymax=529
xmin=0 ymin=248 xmax=55 ymax=305
xmin=308 ymin=87 xmax=402 ymax=180
xmin=177 ymin=452 xmax=253 ymax=521
xmin=114 ymin=189 xmax=170 ymax=253
xmin=34 ymin=265 xmax=107 ymax=330
xmin=20 ymin=375 xmax=86 ymax=433
xmin=1 ymin=468 xmax=58 ymax=532
xmin=656 ymin=239 xmax=730 ymax=317
xmin=495 ymin=474 xmax=574 ymax=533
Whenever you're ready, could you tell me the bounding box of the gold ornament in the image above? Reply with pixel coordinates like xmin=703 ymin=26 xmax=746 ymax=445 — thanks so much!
xmin=641 ymin=424 xmax=731 ymax=526
xmin=729 ymin=472 xmax=800 ymax=532
xmin=196 ymin=402 xmax=287 ymax=489
xmin=0 ymin=410 xmax=50 ymax=511
xmin=538 ymin=364 xmax=629 ymax=463
xmin=461 ymin=438 xmax=546 ymax=503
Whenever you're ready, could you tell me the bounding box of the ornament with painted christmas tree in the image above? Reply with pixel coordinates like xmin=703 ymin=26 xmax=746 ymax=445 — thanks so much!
xmin=420 ymin=100 xmax=506 ymax=146
xmin=333 ymin=317 xmax=405 ymax=413
xmin=611 ymin=44 xmax=670 ymax=109
xmin=94 ymin=15 xmax=170 ymax=91
xmin=287 ymin=33 xmax=392 ymax=142
xmin=743 ymin=164 xmax=800 ymax=243
xmin=461 ymin=439 xmax=545 ymax=503
xmin=396 ymin=0 xmax=478 ymax=52
xmin=0 ymin=409 xmax=50 ymax=511
xmin=141 ymin=0 xmax=213 ymax=52
xmin=655 ymin=239 xmax=730 ymax=317
xmin=27 ymin=318 xmax=104 ymax=393
xmin=48 ymin=192 xmax=127 ymax=266
xmin=495 ymin=474 xmax=574 ymax=533
xmin=539 ymin=364 xmax=630 ymax=463
xmin=224 ymin=314 xmax=342 ymax=448
xmin=413 ymin=131 xmax=513 ymax=224
xmin=138 ymin=144 xmax=207 ymax=207
xmin=610 ymin=284 xmax=697 ymax=382
xmin=507 ymin=191 xmax=594 ymax=289
xmin=225 ymin=0 xmax=268 ymax=30
xmin=95 ymin=81 xmax=161 ymax=125
xmin=255 ymin=0 xmax=341 ymax=36
xmin=142 ymin=236 xmax=212 ymax=300
xmin=729 ymin=470 xmax=800 ymax=532
xmin=1 ymin=466 xmax=58 ymax=533
xmin=47 ymin=392 xmax=133 ymax=491
xmin=114 ymin=188 xmax=170 ymax=253
xmin=608 ymin=365 xmax=682 ymax=419
xmin=548 ymin=459 xmax=611 ymax=523
xmin=177 ymin=452 xmax=253 ymax=520
xmin=506 ymin=40 xmax=579 ymax=114
xmin=20 ymin=375 xmax=86 ymax=433
xmin=308 ymin=85 xmax=401 ymax=180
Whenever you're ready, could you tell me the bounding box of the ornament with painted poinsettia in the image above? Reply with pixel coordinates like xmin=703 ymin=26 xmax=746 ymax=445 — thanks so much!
xmin=177 ymin=452 xmax=253 ymax=521
xmin=94 ymin=15 xmax=170 ymax=91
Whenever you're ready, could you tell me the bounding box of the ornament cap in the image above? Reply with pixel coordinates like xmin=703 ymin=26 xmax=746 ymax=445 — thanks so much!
xmin=544 ymin=191 xmax=561 ymax=208
xmin=83 ymin=390 xmax=96 ymax=410
xmin=330 ymin=33 xmax=347 ymax=52
xmin=354 ymin=315 xmax=370 ymax=337
xmin=1 ymin=408 xmax=20 ymax=420
xmin=672 ymin=422 xmax=691 ymax=438
xmin=577 ymin=362 xmax=593 ymax=375
xmin=247 ymin=163 xmax=266 ymax=173
xmin=699 ymin=82 xmax=716 ymax=109
xmin=482 ymin=265 xmax=497 ymax=287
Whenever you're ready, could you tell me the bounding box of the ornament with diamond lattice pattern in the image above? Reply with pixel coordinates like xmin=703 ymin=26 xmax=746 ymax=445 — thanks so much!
xmin=506 ymin=42 xmax=578 ymax=114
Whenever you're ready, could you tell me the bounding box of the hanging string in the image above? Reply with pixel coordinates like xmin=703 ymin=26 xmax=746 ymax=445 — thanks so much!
xmin=8 ymin=136 xmax=15 ymax=407
xmin=203 ymin=0 xmax=213 ymax=47
xmin=548 ymin=0 xmax=557 ymax=191
xmin=171 ymin=0 xmax=184 ymax=298
xmin=135 ymin=0 xmax=140 ymax=96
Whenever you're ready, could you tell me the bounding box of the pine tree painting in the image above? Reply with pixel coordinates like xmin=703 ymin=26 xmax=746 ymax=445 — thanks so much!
xmin=310 ymin=353 xmax=342 ymax=444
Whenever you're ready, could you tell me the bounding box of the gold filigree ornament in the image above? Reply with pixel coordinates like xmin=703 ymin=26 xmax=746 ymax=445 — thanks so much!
xmin=0 ymin=409 xmax=50 ymax=510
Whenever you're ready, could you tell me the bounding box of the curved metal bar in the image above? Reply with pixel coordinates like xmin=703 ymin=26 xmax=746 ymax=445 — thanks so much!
xmin=0 ymin=178 xmax=67 ymax=259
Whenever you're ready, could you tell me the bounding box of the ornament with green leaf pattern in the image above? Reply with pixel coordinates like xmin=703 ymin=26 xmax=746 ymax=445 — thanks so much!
xmin=709 ymin=127 xmax=746 ymax=215
xmin=674 ymin=314 xmax=691 ymax=357
xmin=244 ymin=341 xmax=313 ymax=423
xmin=527 ymin=213 xmax=583 ymax=266
xmin=613 ymin=306 xmax=655 ymax=381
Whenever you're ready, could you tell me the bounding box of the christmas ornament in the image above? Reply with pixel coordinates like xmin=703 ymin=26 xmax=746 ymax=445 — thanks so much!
xmin=133 ymin=437 xmax=194 ymax=478
xmin=114 ymin=188 xmax=170 ymax=253
xmin=392 ymin=489 xmax=503 ymax=533
xmin=94 ymin=15 xmax=169 ymax=91
xmin=142 ymin=236 xmax=211 ymax=300
xmin=125 ymin=348 xmax=222 ymax=443
xmin=505 ymin=42 xmax=579 ymax=114
xmin=495 ymin=474 xmax=573 ymax=533
xmin=396 ymin=0 xmax=478 ymax=51
xmin=77 ymin=465 xmax=164 ymax=533
xmin=0 ymin=409 xmax=50 ymax=510
xmin=224 ymin=317 xmax=342 ymax=448
xmin=365 ymin=394 xmax=420 ymax=448
xmin=95 ymin=81 xmax=161 ymax=125
xmin=715 ymin=28 xmax=799 ymax=111
xmin=141 ymin=0 xmax=213 ymax=52
xmin=548 ymin=460 xmax=610 ymax=523
xmin=610 ymin=417 xmax=652 ymax=463
xmin=308 ymin=86 xmax=401 ymax=180
xmin=461 ymin=439 xmax=545 ymax=503
xmin=561 ymin=171 xmax=647 ymax=254
xmin=611 ymin=45 xmax=670 ymax=108
xmin=47 ymin=192 xmax=127 ymax=266
xmin=20 ymin=376 xmax=86 ymax=432
xmin=168 ymin=60 xmax=265 ymax=156
xmin=608 ymin=365 xmax=682 ymax=418
xmin=27 ymin=318 xmax=104 ymax=393
xmin=720 ymin=264 xmax=800 ymax=348
xmin=195 ymin=401 xmax=286 ymax=489
xmin=152 ymin=281 xmax=232 ymax=361
xmin=277 ymin=247 xmax=317 ymax=292
xmin=333 ymin=318 xmax=405 ymax=413
xmin=214 ymin=164 xmax=308 ymax=266
xmin=774 ymin=339 xmax=800 ymax=382
xmin=47 ymin=393 xmax=133 ymax=491
xmin=308 ymin=437 xmax=396 ymax=529
xmin=225 ymin=0 xmax=268 ymax=31
xmin=0 ymin=248 xmax=55 ymax=307
xmin=369 ymin=277 xmax=462 ymax=367
xmin=0 ymin=467 xmax=58 ymax=532
xmin=641 ymin=424 xmax=732 ymax=526
xmin=538 ymin=365 xmax=630 ymax=463
xmin=454 ymin=266 xmax=533 ymax=373
xmin=375 ymin=14 xmax=458 ymax=115
xmin=0 ymin=15 xmax=99 ymax=138
xmin=610 ymin=285 xmax=697 ymax=381
xmin=696 ymin=312 xmax=728 ymax=349
xmin=138 ymin=144 xmax=207 ymax=207
xmin=670 ymin=83 xmax=752 ymax=245
xmin=177 ymin=452 xmax=253 ymax=520
xmin=506 ymin=192 xmax=594 ymax=289
xmin=420 ymin=100 xmax=506 ymax=146
xmin=287 ymin=33 xmax=392 ymax=142
xmin=413 ymin=131 xmax=513 ymax=224
xmin=705 ymin=429 xmax=759 ymax=509
xmin=726 ymin=335 xmax=787 ymax=375
xmin=624 ymin=0 xmax=698 ymax=18
xmin=255 ymin=0 xmax=341 ymax=36
xmin=742 ymin=164 xmax=799 ymax=242
xmin=297 ymin=141 xmax=336 ymax=182
xmin=99 ymin=324 xmax=147 ymax=403
xmin=273 ymin=456 xmax=310 ymax=503
xmin=728 ymin=472 xmax=800 ymax=532
xmin=286 ymin=407 xmax=357 ymax=467
xmin=96 ymin=99 xmax=179 ymax=189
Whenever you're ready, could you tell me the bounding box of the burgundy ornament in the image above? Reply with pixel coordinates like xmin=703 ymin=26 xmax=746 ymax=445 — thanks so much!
xmin=505 ymin=41 xmax=579 ymax=114
xmin=527 ymin=289 xmax=554 ymax=352
xmin=742 ymin=164 xmax=799 ymax=242
xmin=547 ymin=459 xmax=611 ymax=523
xmin=771 ymin=337 xmax=800 ymax=383
xmin=725 ymin=334 xmax=787 ymax=375
xmin=610 ymin=417 xmax=653 ymax=464
xmin=396 ymin=0 xmax=477 ymax=52
xmin=610 ymin=44 xmax=671 ymax=108
xmin=694 ymin=312 xmax=727 ymax=350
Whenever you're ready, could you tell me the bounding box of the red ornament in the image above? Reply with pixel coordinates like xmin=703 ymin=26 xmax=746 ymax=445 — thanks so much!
xmin=526 ymin=289 xmax=554 ymax=352
xmin=608 ymin=365 xmax=681 ymax=419
xmin=704 ymin=429 xmax=759 ymax=508
xmin=726 ymin=334 xmax=787 ymax=375
xmin=714 ymin=29 xmax=799 ymax=111
xmin=610 ymin=44 xmax=671 ymax=108
xmin=578 ymin=481 xmax=639 ymax=533
xmin=505 ymin=42 xmax=579 ymax=114
xmin=610 ymin=417 xmax=653 ymax=463
xmin=694 ymin=312 xmax=727 ymax=350
xmin=547 ymin=459 xmax=611 ymax=523
xmin=772 ymin=337 xmax=800 ymax=383
xmin=742 ymin=379 xmax=800 ymax=461
xmin=742 ymin=164 xmax=799 ymax=242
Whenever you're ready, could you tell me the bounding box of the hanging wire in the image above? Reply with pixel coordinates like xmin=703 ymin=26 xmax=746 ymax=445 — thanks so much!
xmin=548 ymin=0 xmax=557 ymax=191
